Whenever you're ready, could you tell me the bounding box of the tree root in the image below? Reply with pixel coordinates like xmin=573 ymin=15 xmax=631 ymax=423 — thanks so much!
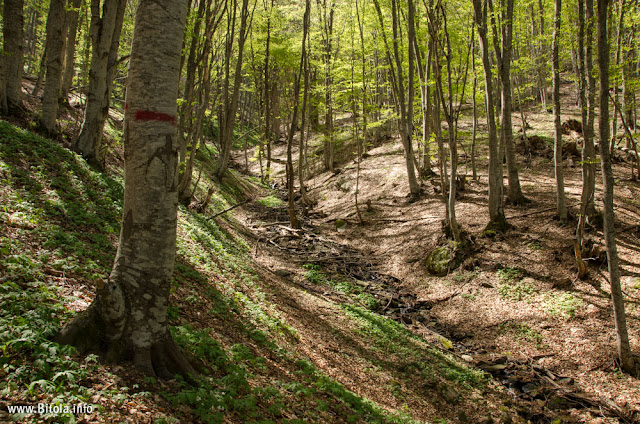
xmin=483 ymin=213 xmax=510 ymax=235
xmin=506 ymin=193 xmax=532 ymax=206
xmin=55 ymin=304 xmax=203 ymax=381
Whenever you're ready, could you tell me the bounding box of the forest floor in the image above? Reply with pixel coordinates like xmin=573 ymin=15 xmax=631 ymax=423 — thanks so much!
xmin=234 ymin=85 xmax=640 ymax=423
xmin=1 ymin=79 xmax=639 ymax=424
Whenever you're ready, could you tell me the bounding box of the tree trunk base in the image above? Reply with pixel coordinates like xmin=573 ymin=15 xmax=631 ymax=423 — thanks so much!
xmin=56 ymin=305 xmax=201 ymax=381
xmin=506 ymin=193 xmax=531 ymax=206
xmin=484 ymin=214 xmax=510 ymax=235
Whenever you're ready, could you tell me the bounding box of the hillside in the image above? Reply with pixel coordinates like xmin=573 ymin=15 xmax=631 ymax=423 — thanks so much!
xmin=0 ymin=120 xmax=525 ymax=423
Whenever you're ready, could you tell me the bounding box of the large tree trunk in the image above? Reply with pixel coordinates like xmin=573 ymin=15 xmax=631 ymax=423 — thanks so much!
xmin=40 ymin=0 xmax=67 ymax=134
xmin=73 ymin=0 xmax=127 ymax=167
xmin=472 ymin=0 xmax=506 ymax=231
xmin=57 ymin=0 xmax=197 ymax=379
xmin=1 ymin=0 xmax=25 ymax=115
xmin=552 ymin=0 xmax=567 ymax=223
xmin=596 ymin=0 xmax=637 ymax=376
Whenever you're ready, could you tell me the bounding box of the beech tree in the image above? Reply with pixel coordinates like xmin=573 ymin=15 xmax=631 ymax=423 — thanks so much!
xmin=596 ymin=0 xmax=637 ymax=376
xmin=472 ymin=0 xmax=506 ymax=231
xmin=372 ymin=0 xmax=420 ymax=199
xmin=552 ymin=0 xmax=567 ymax=223
xmin=58 ymin=0 xmax=197 ymax=378
xmin=0 ymin=0 xmax=25 ymax=114
xmin=60 ymin=0 xmax=82 ymax=100
xmin=40 ymin=0 xmax=67 ymax=133
xmin=214 ymin=0 xmax=252 ymax=179
xmin=490 ymin=0 xmax=527 ymax=206
xmin=73 ymin=0 xmax=127 ymax=167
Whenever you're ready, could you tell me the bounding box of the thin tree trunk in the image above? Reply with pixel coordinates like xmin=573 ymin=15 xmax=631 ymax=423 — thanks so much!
xmin=491 ymin=0 xmax=527 ymax=205
xmin=298 ymin=12 xmax=311 ymax=206
xmin=215 ymin=0 xmax=251 ymax=179
xmin=285 ymin=0 xmax=311 ymax=229
xmin=471 ymin=28 xmax=478 ymax=181
xmin=318 ymin=0 xmax=336 ymax=172
xmin=263 ymin=0 xmax=273 ymax=181
xmin=611 ymin=0 xmax=625 ymax=156
xmin=596 ymin=0 xmax=637 ymax=376
xmin=373 ymin=0 xmax=419 ymax=198
xmin=472 ymin=0 xmax=506 ymax=231
xmin=552 ymin=0 xmax=567 ymax=223
xmin=429 ymin=4 xmax=461 ymax=242
xmin=576 ymin=0 xmax=597 ymax=252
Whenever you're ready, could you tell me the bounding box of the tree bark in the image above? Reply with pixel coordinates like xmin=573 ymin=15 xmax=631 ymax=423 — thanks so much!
xmin=284 ymin=0 xmax=311 ymax=229
xmin=1 ymin=0 xmax=25 ymax=114
xmin=373 ymin=0 xmax=420 ymax=198
xmin=318 ymin=0 xmax=335 ymax=172
xmin=40 ymin=0 xmax=67 ymax=134
xmin=73 ymin=0 xmax=127 ymax=167
xmin=596 ymin=0 xmax=637 ymax=376
xmin=552 ymin=0 xmax=567 ymax=223
xmin=492 ymin=0 xmax=527 ymax=205
xmin=58 ymin=0 xmax=197 ymax=379
xmin=61 ymin=0 xmax=82 ymax=100
xmin=215 ymin=0 xmax=251 ymax=180
xmin=472 ymin=0 xmax=506 ymax=231
xmin=576 ymin=0 xmax=597 ymax=249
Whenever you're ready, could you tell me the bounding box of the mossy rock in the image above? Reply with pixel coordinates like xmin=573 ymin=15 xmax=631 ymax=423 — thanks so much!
xmin=425 ymin=244 xmax=455 ymax=276
xmin=335 ymin=219 xmax=347 ymax=232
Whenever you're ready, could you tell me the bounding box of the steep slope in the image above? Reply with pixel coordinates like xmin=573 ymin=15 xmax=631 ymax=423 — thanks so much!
xmin=0 ymin=121 xmax=520 ymax=423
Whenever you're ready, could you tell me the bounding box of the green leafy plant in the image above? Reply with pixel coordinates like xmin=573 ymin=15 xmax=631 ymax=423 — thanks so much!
xmin=545 ymin=292 xmax=583 ymax=318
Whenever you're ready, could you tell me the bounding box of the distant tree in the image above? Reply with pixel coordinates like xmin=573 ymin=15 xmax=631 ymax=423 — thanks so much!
xmin=472 ymin=0 xmax=506 ymax=231
xmin=40 ymin=0 xmax=67 ymax=134
xmin=552 ymin=0 xmax=567 ymax=223
xmin=0 ymin=0 xmax=25 ymax=115
xmin=596 ymin=0 xmax=637 ymax=376
xmin=60 ymin=0 xmax=83 ymax=101
xmin=489 ymin=0 xmax=527 ymax=206
xmin=58 ymin=0 xmax=197 ymax=378
xmin=318 ymin=0 xmax=336 ymax=172
xmin=214 ymin=0 xmax=251 ymax=179
xmin=73 ymin=0 xmax=127 ymax=167
xmin=284 ymin=0 xmax=311 ymax=229
xmin=372 ymin=0 xmax=420 ymax=199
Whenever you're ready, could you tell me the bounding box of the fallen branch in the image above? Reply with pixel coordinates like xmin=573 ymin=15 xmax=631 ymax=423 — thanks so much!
xmin=207 ymin=198 xmax=252 ymax=220
xmin=508 ymin=203 xmax=578 ymax=219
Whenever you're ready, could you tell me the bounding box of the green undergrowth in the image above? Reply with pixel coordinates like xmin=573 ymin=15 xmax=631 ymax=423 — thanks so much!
xmin=303 ymin=264 xmax=379 ymax=311
xmin=342 ymin=305 xmax=485 ymax=390
xmin=1 ymin=121 xmax=453 ymax=423
xmin=0 ymin=121 xmax=124 ymax=422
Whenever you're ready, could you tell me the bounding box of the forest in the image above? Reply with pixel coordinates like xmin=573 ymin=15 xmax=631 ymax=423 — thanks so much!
xmin=1 ymin=0 xmax=640 ymax=422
